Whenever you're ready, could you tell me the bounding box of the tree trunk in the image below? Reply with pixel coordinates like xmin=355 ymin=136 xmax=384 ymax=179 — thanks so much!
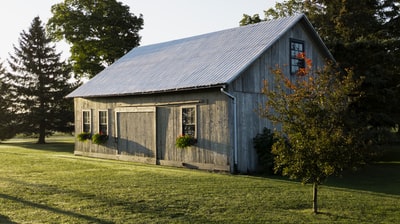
xmin=313 ymin=183 xmax=318 ymax=214
xmin=37 ymin=119 xmax=46 ymax=144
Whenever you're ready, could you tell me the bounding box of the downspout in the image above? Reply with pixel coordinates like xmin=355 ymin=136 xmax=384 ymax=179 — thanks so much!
xmin=220 ymin=87 xmax=238 ymax=173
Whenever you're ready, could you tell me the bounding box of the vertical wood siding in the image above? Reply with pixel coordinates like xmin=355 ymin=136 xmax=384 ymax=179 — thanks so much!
xmin=74 ymin=89 xmax=231 ymax=171
xmin=73 ymin=21 xmax=330 ymax=173
xmin=231 ymin=22 xmax=330 ymax=172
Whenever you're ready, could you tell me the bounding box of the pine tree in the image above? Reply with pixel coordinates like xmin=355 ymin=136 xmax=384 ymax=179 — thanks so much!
xmin=0 ymin=61 xmax=16 ymax=141
xmin=6 ymin=17 xmax=75 ymax=144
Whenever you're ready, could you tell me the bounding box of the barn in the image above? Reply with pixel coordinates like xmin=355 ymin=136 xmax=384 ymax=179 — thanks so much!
xmin=67 ymin=14 xmax=333 ymax=173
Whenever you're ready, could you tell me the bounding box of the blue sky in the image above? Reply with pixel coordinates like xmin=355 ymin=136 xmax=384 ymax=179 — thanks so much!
xmin=0 ymin=0 xmax=279 ymax=60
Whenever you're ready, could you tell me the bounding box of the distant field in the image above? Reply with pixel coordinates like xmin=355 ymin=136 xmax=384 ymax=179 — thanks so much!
xmin=0 ymin=137 xmax=399 ymax=223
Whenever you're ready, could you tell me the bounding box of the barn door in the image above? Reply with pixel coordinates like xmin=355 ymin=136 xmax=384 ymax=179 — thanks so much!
xmin=115 ymin=107 xmax=156 ymax=158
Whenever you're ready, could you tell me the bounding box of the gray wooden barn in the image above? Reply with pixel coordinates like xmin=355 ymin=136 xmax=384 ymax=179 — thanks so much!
xmin=67 ymin=14 xmax=333 ymax=173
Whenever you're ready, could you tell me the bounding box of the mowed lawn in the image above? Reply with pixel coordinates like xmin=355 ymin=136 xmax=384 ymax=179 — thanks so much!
xmin=0 ymin=137 xmax=399 ymax=223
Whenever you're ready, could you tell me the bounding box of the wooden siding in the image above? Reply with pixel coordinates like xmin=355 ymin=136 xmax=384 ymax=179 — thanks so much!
xmin=73 ymin=89 xmax=231 ymax=171
xmin=72 ymin=20 xmax=331 ymax=173
xmin=231 ymin=21 xmax=330 ymax=172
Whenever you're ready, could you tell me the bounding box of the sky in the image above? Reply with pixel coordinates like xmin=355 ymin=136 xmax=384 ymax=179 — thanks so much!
xmin=0 ymin=0 xmax=279 ymax=61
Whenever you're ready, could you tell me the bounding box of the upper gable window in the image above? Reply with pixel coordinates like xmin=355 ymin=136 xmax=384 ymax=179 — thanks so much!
xmin=290 ymin=39 xmax=305 ymax=75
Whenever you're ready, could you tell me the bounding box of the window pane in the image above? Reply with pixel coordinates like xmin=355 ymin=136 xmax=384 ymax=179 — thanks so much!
xmin=290 ymin=39 xmax=305 ymax=75
xmin=99 ymin=111 xmax=108 ymax=135
xmin=182 ymin=107 xmax=196 ymax=136
xmin=83 ymin=111 xmax=91 ymax=133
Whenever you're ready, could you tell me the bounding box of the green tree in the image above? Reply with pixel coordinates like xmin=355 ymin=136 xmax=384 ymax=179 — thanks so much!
xmin=6 ymin=17 xmax=75 ymax=144
xmin=0 ymin=61 xmax=16 ymax=141
xmin=260 ymin=56 xmax=370 ymax=213
xmin=47 ymin=0 xmax=144 ymax=78
xmin=242 ymin=0 xmax=400 ymax=142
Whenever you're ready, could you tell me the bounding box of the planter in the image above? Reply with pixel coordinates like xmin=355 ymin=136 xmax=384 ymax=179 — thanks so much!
xmin=175 ymin=135 xmax=197 ymax=149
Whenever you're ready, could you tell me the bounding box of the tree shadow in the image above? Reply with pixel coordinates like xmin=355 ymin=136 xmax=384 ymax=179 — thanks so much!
xmin=324 ymin=162 xmax=400 ymax=196
xmin=0 ymin=214 xmax=17 ymax=224
xmin=0 ymin=193 xmax=112 ymax=224
xmin=252 ymin=162 xmax=400 ymax=196
xmin=0 ymin=141 xmax=74 ymax=154
xmin=0 ymin=177 xmax=212 ymax=223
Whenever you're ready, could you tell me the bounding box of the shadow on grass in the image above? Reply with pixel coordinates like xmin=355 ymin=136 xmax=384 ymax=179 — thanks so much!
xmin=325 ymin=162 xmax=400 ymax=196
xmin=0 ymin=177 xmax=211 ymax=223
xmin=253 ymin=162 xmax=400 ymax=196
xmin=0 ymin=193 xmax=113 ymax=224
xmin=0 ymin=214 xmax=17 ymax=224
xmin=0 ymin=139 xmax=74 ymax=154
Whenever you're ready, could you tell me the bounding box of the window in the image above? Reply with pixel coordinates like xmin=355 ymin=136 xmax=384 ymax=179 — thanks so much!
xmin=82 ymin=110 xmax=91 ymax=133
xmin=290 ymin=39 xmax=305 ymax=75
xmin=181 ymin=107 xmax=196 ymax=137
xmin=99 ymin=110 xmax=108 ymax=135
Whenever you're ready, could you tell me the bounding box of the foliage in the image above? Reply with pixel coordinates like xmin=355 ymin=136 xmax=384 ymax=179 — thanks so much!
xmin=175 ymin=135 xmax=197 ymax=149
xmin=47 ymin=0 xmax=144 ymax=78
xmin=239 ymin=13 xmax=262 ymax=26
xmin=253 ymin=127 xmax=276 ymax=174
xmin=0 ymin=62 xmax=15 ymax=141
xmin=5 ymin=17 xmax=76 ymax=144
xmin=0 ymin=138 xmax=399 ymax=223
xmin=240 ymin=0 xmax=400 ymax=143
xmin=260 ymin=55 xmax=370 ymax=213
xmin=77 ymin=132 xmax=91 ymax=142
xmin=91 ymin=133 xmax=108 ymax=145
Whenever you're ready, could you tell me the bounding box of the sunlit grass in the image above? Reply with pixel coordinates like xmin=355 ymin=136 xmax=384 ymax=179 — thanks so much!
xmin=0 ymin=137 xmax=399 ymax=223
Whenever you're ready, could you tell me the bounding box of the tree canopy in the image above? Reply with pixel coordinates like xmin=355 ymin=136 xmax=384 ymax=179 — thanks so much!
xmin=0 ymin=62 xmax=16 ymax=141
xmin=242 ymin=0 xmax=400 ymax=142
xmin=261 ymin=55 xmax=370 ymax=213
xmin=6 ymin=17 xmax=75 ymax=144
xmin=47 ymin=0 xmax=144 ymax=78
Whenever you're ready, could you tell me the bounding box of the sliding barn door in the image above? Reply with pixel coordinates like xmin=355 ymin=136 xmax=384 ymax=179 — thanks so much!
xmin=115 ymin=107 xmax=156 ymax=158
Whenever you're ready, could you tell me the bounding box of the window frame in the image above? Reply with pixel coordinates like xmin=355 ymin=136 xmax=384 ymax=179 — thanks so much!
xmin=180 ymin=106 xmax=197 ymax=137
xmin=290 ymin=38 xmax=305 ymax=75
xmin=98 ymin=110 xmax=108 ymax=135
xmin=82 ymin=110 xmax=92 ymax=133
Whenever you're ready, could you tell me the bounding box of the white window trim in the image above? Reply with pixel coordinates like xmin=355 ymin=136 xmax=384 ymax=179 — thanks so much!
xmin=98 ymin=110 xmax=108 ymax=135
xmin=82 ymin=110 xmax=92 ymax=133
xmin=180 ymin=105 xmax=197 ymax=138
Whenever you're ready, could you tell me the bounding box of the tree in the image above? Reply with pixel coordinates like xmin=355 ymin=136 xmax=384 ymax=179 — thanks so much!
xmin=6 ymin=17 xmax=75 ymax=144
xmin=0 ymin=61 xmax=16 ymax=141
xmin=47 ymin=0 xmax=144 ymax=78
xmin=241 ymin=0 xmax=400 ymax=142
xmin=260 ymin=55 xmax=370 ymax=213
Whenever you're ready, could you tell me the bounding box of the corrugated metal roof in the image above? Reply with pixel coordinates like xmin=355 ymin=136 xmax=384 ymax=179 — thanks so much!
xmin=67 ymin=14 xmax=318 ymax=98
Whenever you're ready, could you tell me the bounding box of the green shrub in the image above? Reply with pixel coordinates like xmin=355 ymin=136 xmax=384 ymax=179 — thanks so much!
xmin=92 ymin=133 xmax=108 ymax=145
xmin=253 ymin=128 xmax=276 ymax=174
xmin=176 ymin=135 xmax=197 ymax=149
xmin=77 ymin=132 xmax=91 ymax=142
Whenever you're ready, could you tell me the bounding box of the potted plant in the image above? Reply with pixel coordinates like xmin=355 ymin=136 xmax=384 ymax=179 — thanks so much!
xmin=175 ymin=135 xmax=197 ymax=149
xmin=92 ymin=132 xmax=109 ymax=145
xmin=77 ymin=132 xmax=91 ymax=142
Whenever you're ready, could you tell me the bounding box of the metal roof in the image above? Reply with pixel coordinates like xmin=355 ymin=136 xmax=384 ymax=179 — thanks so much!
xmin=67 ymin=14 xmax=327 ymax=98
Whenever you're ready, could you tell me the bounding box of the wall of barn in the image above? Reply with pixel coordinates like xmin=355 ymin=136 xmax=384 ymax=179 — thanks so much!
xmin=73 ymin=88 xmax=232 ymax=172
xmin=231 ymin=21 xmax=331 ymax=173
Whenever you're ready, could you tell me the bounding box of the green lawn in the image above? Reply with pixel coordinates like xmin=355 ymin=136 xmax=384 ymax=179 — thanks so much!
xmin=0 ymin=137 xmax=399 ymax=223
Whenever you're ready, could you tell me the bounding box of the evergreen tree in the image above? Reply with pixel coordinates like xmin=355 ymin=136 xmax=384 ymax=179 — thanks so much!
xmin=6 ymin=17 xmax=75 ymax=144
xmin=0 ymin=61 xmax=16 ymax=141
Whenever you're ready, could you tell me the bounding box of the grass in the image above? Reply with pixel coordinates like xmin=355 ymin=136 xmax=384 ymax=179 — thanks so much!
xmin=0 ymin=137 xmax=399 ymax=223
